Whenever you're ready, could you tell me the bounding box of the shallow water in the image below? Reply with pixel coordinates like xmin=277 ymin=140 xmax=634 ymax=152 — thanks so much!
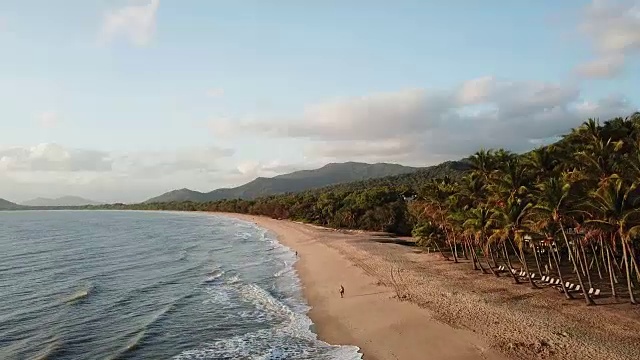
xmin=0 ymin=210 xmax=362 ymax=359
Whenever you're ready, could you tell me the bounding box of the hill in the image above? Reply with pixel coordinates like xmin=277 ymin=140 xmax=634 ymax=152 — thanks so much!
xmin=146 ymin=162 xmax=422 ymax=203
xmin=0 ymin=198 xmax=24 ymax=210
xmin=21 ymin=196 xmax=102 ymax=207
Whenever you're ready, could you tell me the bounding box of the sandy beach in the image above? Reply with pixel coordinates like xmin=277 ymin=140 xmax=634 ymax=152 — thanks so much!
xmin=219 ymin=213 xmax=640 ymax=360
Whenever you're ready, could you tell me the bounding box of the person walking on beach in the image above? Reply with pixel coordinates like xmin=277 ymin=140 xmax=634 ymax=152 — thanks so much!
xmin=339 ymin=284 xmax=344 ymax=298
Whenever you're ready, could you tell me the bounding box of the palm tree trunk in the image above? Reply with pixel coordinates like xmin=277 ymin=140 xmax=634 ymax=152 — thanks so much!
xmin=482 ymin=248 xmax=498 ymax=276
xmin=519 ymin=245 xmax=538 ymax=289
xmin=444 ymin=227 xmax=458 ymax=263
xmin=551 ymin=243 xmax=573 ymax=300
xmin=576 ymin=241 xmax=587 ymax=277
xmin=593 ymin=241 xmax=603 ymax=280
xmin=489 ymin=245 xmax=499 ymax=268
xmin=433 ymin=240 xmax=449 ymax=261
xmin=606 ymin=243 xmax=618 ymax=298
xmin=629 ymin=245 xmax=640 ymax=285
xmin=560 ymin=223 xmax=595 ymax=306
xmin=467 ymin=238 xmax=478 ymax=270
xmin=532 ymin=245 xmax=543 ymax=276
xmin=470 ymin=239 xmax=487 ymax=274
xmin=606 ymin=239 xmax=620 ymax=284
xmin=503 ymin=242 xmax=520 ymax=284
xmin=509 ymin=239 xmax=524 ymax=265
xmin=622 ymin=241 xmax=637 ymax=304
xmin=462 ymin=239 xmax=469 ymax=260
xmin=580 ymin=241 xmax=593 ymax=289
xmin=480 ymin=233 xmax=499 ymax=277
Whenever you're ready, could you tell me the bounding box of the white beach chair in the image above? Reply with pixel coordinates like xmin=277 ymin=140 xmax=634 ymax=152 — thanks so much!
xmin=586 ymin=288 xmax=601 ymax=297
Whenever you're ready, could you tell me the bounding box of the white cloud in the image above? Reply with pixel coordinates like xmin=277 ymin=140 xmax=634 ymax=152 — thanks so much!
xmin=114 ymin=146 xmax=234 ymax=177
xmin=100 ymin=0 xmax=160 ymax=46
xmin=575 ymin=54 xmax=625 ymax=78
xmin=0 ymin=144 xmax=112 ymax=172
xmin=305 ymin=138 xmax=418 ymax=163
xmin=211 ymin=77 xmax=637 ymax=165
xmin=206 ymin=88 xmax=225 ymax=98
xmin=457 ymin=76 xmax=496 ymax=105
xmin=576 ymin=0 xmax=640 ymax=78
xmin=233 ymin=160 xmax=309 ymax=180
xmin=0 ymin=144 xmax=236 ymax=203
xmin=38 ymin=111 xmax=59 ymax=128
xmin=213 ymin=89 xmax=450 ymax=141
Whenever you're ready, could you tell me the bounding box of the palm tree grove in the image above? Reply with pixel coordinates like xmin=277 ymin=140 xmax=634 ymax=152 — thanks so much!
xmin=100 ymin=113 xmax=640 ymax=306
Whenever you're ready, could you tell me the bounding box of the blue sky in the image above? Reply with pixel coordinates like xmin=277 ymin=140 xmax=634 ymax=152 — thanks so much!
xmin=1 ymin=0 xmax=639 ymax=203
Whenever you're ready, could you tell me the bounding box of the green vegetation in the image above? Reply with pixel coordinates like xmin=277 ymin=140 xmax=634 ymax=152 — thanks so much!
xmin=91 ymin=160 xmax=469 ymax=235
xmin=144 ymin=162 xmax=422 ymax=203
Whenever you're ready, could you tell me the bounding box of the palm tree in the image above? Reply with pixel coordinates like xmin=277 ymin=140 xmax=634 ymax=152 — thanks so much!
xmin=586 ymin=176 xmax=640 ymax=304
xmin=464 ymin=206 xmax=498 ymax=276
xmin=531 ymin=175 xmax=594 ymax=304
xmin=490 ymin=196 xmax=538 ymax=288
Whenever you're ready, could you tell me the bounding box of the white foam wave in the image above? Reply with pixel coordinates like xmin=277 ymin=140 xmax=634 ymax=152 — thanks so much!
xmin=176 ymin=217 xmax=362 ymax=360
xmin=203 ymin=269 xmax=225 ymax=283
xmin=202 ymin=288 xmax=231 ymax=306
xmin=235 ymin=232 xmax=252 ymax=241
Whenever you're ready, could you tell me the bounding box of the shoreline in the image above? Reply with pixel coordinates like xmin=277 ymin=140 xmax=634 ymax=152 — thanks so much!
xmin=220 ymin=213 xmax=505 ymax=360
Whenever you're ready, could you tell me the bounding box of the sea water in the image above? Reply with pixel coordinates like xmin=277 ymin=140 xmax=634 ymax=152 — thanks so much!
xmin=0 ymin=210 xmax=362 ymax=359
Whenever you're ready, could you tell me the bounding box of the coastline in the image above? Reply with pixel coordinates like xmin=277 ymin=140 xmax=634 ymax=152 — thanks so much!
xmin=220 ymin=213 xmax=505 ymax=360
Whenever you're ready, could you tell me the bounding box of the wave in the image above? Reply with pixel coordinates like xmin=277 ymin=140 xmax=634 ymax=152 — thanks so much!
xmin=203 ymin=268 xmax=225 ymax=284
xmin=31 ymin=338 xmax=63 ymax=360
xmin=107 ymin=299 xmax=184 ymax=360
xmin=64 ymin=285 xmax=93 ymax=304
xmin=174 ymin=218 xmax=362 ymax=360
xmin=1 ymin=212 xmax=362 ymax=359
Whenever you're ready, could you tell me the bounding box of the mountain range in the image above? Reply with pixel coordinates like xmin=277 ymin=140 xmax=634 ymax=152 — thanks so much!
xmin=0 ymin=198 xmax=24 ymax=210
xmin=0 ymin=160 xmax=468 ymax=209
xmin=20 ymin=196 xmax=102 ymax=207
xmin=145 ymin=162 xmax=422 ymax=203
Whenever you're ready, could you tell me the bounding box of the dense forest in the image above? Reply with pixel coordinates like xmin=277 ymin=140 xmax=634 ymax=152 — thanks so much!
xmin=93 ymin=113 xmax=640 ymax=305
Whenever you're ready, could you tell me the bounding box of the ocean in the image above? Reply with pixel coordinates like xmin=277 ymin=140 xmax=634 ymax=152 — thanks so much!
xmin=0 ymin=211 xmax=362 ymax=360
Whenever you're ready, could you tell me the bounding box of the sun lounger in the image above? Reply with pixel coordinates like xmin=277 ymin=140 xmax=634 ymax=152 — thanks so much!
xmin=569 ymin=285 xmax=581 ymax=293
xmin=587 ymin=288 xmax=601 ymax=297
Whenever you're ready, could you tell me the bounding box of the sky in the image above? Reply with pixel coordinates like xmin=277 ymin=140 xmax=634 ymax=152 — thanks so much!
xmin=1 ymin=0 xmax=639 ymax=203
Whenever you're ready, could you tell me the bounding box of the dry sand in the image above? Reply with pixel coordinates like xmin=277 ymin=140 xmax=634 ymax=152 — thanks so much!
xmin=219 ymin=214 xmax=640 ymax=360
